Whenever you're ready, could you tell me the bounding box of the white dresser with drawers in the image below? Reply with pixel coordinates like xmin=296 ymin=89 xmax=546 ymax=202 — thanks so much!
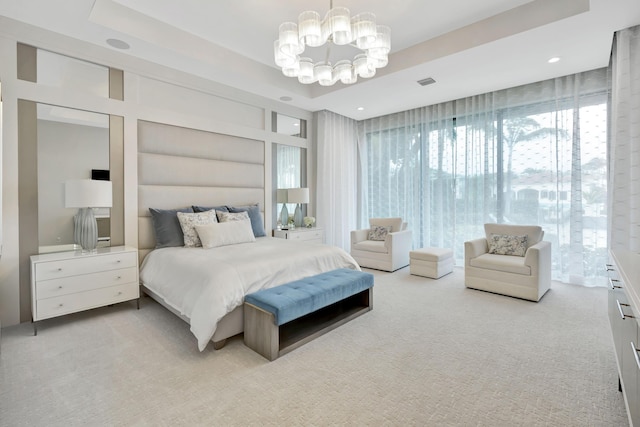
xmin=30 ymin=245 xmax=139 ymax=334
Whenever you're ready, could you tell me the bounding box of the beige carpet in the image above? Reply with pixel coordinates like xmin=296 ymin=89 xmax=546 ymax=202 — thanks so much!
xmin=0 ymin=267 xmax=628 ymax=426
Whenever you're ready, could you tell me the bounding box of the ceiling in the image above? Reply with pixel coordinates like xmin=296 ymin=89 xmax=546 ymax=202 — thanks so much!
xmin=1 ymin=0 xmax=639 ymax=120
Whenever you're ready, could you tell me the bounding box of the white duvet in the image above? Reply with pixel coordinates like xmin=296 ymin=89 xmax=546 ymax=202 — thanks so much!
xmin=139 ymin=237 xmax=360 ymax=351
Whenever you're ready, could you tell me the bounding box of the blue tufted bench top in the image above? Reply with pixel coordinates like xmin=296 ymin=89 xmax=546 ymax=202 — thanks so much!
xmin=244 ymin=268 xmax=374 ymax=326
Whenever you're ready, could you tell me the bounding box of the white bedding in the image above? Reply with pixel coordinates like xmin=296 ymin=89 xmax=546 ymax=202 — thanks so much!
xmin=139 ymin=237 xmax=360 ymax=351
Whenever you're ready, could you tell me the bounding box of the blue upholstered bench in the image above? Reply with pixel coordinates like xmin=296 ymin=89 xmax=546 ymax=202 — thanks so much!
xmin=243 ymin=268 xmax=374 ymax=360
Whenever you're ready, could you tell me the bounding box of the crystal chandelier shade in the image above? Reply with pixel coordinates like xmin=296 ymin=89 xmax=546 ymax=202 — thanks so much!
xmin=274 ymin=5 xmax=390 ymax=86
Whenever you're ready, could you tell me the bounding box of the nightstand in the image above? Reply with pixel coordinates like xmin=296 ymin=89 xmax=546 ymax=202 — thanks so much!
xmin=30 ymin=245 xmax=139 ymax=334
xmin=273 ymin=227 xmax=324 ymax=244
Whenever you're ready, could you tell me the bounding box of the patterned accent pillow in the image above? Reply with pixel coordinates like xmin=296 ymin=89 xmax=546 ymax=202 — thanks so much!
xmin=368 ymin=225 xmax=391 ymax=241
xmin=488 ymin=234 xmax=528 ymax=257
xmin=177 ymin=210 xmax=218 ymax=247
xmin=217 ymin=211 xmax=250 ymax=223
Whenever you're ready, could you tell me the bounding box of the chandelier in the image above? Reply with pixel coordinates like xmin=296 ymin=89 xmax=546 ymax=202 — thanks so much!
xmin=274 ymin=1 xmax=391 ymax=86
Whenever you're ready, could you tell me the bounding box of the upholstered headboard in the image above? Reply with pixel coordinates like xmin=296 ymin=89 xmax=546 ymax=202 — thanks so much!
xmin=137 ymin=120 xmax=265 ymax=262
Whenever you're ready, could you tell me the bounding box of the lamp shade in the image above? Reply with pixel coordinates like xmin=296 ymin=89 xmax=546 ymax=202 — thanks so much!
xmin=65 ymin=179 xmax=112 ymax=208
xmin=276 ymin=189 xmax=289 ymax=203
xmin=288 ymin=187 xmax=309 ymax=204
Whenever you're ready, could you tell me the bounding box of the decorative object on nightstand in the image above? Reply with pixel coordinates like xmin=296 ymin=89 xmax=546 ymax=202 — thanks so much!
xmin=277 ymin=189 xmax=289 ymax=229
xmin=65 ymin=179 xmax=112 ymax=252
xmin=288 ymin=187 xmax=309 ymax=228
xmin=303 ymin=216 xmax=316 ymax=228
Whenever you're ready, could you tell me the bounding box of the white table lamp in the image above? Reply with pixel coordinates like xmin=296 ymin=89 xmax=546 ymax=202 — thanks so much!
xmin=288 ymin=188 xmax=309 ymax=228
xmin=65 ymin=179 xmax=112 ymax=252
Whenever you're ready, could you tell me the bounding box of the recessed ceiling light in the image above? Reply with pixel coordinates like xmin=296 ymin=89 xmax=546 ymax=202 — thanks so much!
xmin=279 ymin=96 xmax=293 ymax=102
xmin=106 ymin=38 xmax=130 ymax=50
xmin=548 ymin=57 xmax=560 ymax=64
xmin=357 ymin=107 xmax=364 ymax=111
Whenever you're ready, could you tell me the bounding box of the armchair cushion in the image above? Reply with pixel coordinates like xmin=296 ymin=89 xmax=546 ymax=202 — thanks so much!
xmin=469 ymin=254 xmax=531 ymax=275
xmin=353 ymin=240 xmax=388 ymax=254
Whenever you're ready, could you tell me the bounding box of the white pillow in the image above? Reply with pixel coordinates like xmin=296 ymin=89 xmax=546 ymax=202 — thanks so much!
xmin=195 ymin=219 xmax=256 ymax=249
xmin=177 ymin=210 xmax=218 ymax=247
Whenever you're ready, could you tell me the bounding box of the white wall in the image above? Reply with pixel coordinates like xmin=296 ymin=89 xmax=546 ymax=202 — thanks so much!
xmin=0 ymin=26 xmax=314 ymax=326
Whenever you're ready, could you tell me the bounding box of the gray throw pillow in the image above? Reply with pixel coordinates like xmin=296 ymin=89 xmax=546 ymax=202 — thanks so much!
xmin=228 ymin=204 xmax=267 ymax=237
xmin=149 ymin=207 xmax=194 ymax=248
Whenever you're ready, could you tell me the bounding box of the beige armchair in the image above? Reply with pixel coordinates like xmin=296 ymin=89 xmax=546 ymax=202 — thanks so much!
xmin=464 ymin=223 xmax=551 ymax=302
xmin=351 ymin=217 xmax=412 ymax=272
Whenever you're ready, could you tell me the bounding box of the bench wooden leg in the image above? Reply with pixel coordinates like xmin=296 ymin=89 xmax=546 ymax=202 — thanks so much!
xmin=244 ymin=303 xmax=279 ymax=361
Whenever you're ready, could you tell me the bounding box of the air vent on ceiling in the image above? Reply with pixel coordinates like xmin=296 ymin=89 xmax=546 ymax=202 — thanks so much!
xmin=417 ymin=77 xmax=436 ymax=86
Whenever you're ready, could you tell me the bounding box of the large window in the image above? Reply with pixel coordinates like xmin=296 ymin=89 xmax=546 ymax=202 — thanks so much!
xmin=361 ymin=69 xmax=608 ymax=285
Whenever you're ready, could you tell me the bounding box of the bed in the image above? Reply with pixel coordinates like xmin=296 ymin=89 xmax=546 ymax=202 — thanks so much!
xmin=136 ymin=120 xmax=360 ymax=351
xmin=140 ymin=237 xmax=359 ymax=351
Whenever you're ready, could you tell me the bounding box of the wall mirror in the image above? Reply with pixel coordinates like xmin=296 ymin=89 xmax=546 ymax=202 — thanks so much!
xmin=273 ymin=113 xmax=307 ymax=138
xmin=37 ymin=104 xmax=112 ymax=252
xmin=273 ymin=144 xmax=307 ymax=227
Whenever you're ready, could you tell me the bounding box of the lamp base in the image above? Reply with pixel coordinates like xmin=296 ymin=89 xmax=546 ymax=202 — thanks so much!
xmin=74 ymin=208 xmax=98 ymax=252
xmin=294 ymin=204 xmax=303 ymax=228
xmin=279 ymin=204 xmax=289 ymax=228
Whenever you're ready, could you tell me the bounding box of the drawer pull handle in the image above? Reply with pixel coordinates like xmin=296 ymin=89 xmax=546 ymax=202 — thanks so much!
xmin=116 ymin=276 xmax=121 ymax=280
xmin=632 ymin=342 xmax=640 ymax=372
xmin=58 ymin=303 xmax=64 ymax=307
xmin=117 ymin=291 xmax=123 ymax=295
xmin=57 ymin=268 xmax=62 ymax=271
xmin=609 ymin=278 xmax=622 ymax=289
xmin=116 ymin=260 xmax=121 ymax=263
xmin=58 ymin=286 xmax=63 ymax=289
xmin=616 ymin=299 xmax=634 ymax=320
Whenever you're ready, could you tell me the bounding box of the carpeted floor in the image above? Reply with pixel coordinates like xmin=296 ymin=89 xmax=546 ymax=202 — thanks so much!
xmin=0 ymin=267 xmax=629 ymax=426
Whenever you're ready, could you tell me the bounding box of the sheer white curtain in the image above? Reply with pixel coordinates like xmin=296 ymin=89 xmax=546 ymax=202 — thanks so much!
xmin=608 ymin=25 xmax=640 ymax=252
xmin=359 ymin=69 xmax=608 ymax=285
xmin=316 ymin=110 xmax=359 ymax=250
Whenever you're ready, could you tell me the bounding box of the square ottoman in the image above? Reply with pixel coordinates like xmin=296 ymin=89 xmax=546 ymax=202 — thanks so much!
xmin=410 ymin=247 xmax=454 ymax=279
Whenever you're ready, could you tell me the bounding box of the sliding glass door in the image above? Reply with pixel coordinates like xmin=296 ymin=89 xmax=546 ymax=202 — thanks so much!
xmin=361 ymin=69 xmax=608 ymax=285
